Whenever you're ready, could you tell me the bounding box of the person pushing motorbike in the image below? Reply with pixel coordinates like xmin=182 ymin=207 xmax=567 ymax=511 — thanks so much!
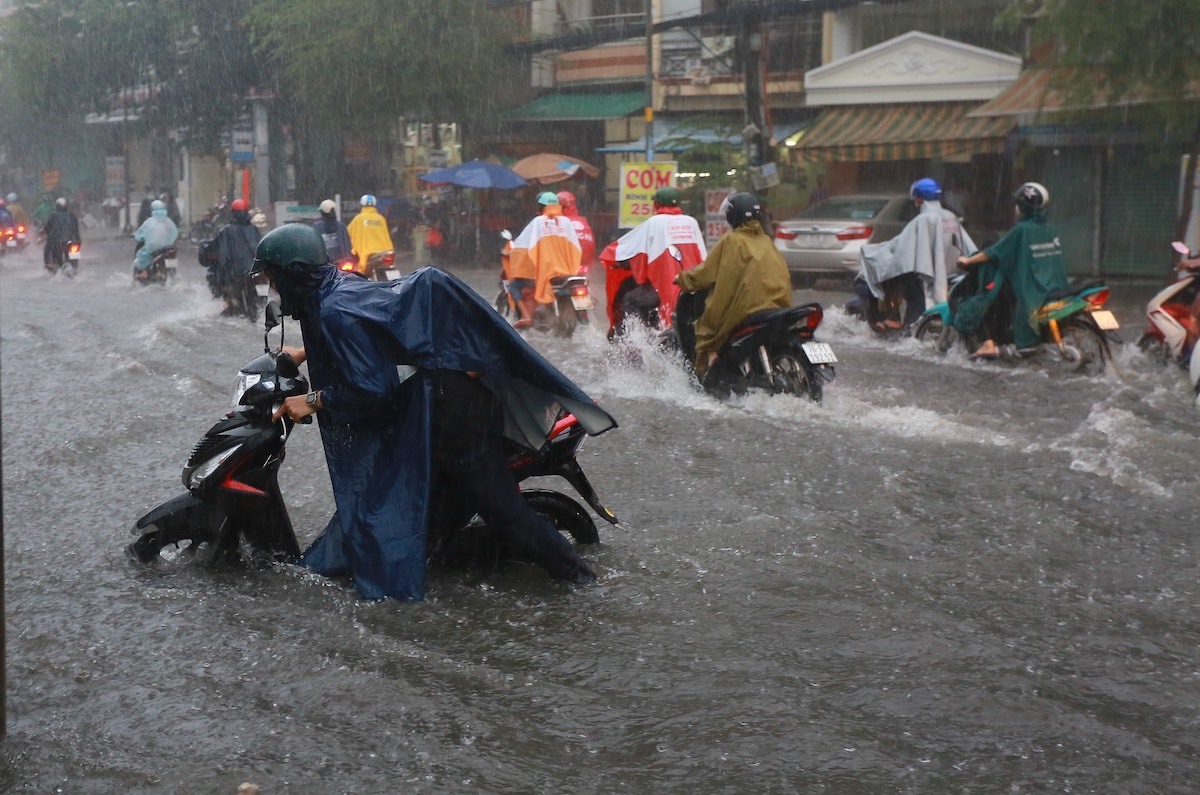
xmin=855 ymin=178 xmax=976 ymax=331
xmin=253 ymin=224 xmax=610 ymax=600
xmin=674 ymin=192 xmax=792 ymax=379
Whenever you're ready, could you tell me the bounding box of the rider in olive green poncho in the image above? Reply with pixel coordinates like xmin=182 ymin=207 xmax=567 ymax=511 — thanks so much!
xmin=956 ymin=182 xmax=1068 ymax=352
xmin=676 ymin=193 xmax=792 ymax=376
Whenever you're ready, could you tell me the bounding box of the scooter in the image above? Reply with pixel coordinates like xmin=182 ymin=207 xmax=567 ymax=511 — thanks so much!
xmin=670 ymin=290 xmax=837 ymax=403
xmin=914 ymin=270 xmax=1119 ymax=374
xmin=134 ymin=244 xmax=178 ymax=285
xmin=495 ymin=229 xmax=592 ymax=338
xmin=1137 ymin=241 xmax=1200 ymax=364
xmin=129 ymin=301 xmax=619 ymax=573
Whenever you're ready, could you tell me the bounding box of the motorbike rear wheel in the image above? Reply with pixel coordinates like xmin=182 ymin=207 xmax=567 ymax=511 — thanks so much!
xmin=554 ymin=296 xmax=578 ymax=338
xmin=770 ymin=352 xmax=822 ymax=403
xmin=1049 ymin=318 xmax=1107 ymax=375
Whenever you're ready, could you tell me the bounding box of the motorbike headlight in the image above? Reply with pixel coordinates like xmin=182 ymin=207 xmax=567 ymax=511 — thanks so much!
xmin=188 ymin=445 xmax=238 ymax=490
xmin=232 ymin=372 xmax=261 ymax=406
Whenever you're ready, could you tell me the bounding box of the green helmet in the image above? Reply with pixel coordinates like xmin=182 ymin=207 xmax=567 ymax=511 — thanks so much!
xmin=251 ymin=223 xmax=329 ymax=274
xmin=653 ymin=186 xmax=680 ymax=207
xmin=537 ymin=191 xmax=559 ymax=206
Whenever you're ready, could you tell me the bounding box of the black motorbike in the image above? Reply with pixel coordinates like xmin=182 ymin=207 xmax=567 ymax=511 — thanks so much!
xmin=670 ymin=290 xmax=838 ymax=402
xmin=129 ymin=301 xmax=619 ymax=575
xmin=46 ymin=238 xmax=81 ymax=278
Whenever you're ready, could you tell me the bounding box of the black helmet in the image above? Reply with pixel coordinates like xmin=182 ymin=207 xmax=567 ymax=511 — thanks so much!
xmin=251 ymin=223 xmax=329 ymax=274
xmin=722 ymin=192 xmax=762 ymax=228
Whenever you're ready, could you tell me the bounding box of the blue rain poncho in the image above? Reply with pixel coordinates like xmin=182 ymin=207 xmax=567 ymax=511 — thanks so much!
xmin=282 ymin=266 xmax=617 ymax=601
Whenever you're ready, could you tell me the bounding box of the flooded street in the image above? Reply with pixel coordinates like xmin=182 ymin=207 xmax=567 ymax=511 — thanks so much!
xmin=3 ymin=229 xmax=1200 ymax=793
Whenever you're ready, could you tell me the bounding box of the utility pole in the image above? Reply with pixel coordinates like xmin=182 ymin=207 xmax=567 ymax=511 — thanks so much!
xmin=644 ymin=0 xmax=655 ymax=162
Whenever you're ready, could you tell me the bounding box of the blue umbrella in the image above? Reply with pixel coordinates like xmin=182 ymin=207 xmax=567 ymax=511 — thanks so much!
xmin=418 ymin=160 xmax=528 ymax=190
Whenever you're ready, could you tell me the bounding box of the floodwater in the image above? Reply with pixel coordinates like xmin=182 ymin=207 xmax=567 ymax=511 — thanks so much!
xmin=2 ymin=228 xmax=1199 ymax=793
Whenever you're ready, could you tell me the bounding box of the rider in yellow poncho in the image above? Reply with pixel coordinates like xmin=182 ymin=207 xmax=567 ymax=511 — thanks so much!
xmin=676 ymin=192 xmax=792 ymax=376
xmin=346 ymin=194 xmax=394 ymax=274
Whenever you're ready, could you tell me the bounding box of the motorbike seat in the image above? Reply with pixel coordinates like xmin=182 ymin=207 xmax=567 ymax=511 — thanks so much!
xmin=1044 ymin=281 xmax=1104 ymax=302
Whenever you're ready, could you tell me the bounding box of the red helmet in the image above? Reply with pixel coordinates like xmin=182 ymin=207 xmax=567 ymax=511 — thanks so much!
xmin=556 ymin=191 xmax=576 ymax=207
xmin=231 ymin=198 xmax=249 ymax=212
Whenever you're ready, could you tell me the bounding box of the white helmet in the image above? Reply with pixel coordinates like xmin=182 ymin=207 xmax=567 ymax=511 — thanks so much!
xmin=360 ymin=194 xmax=377 ymax=207
xmin=319 ymin=199 xmax=337 ymax=215
xmin=5 ymin=193 xmax=15 ymax=203
xmin=150 ymin=199 xmax=165 ymax=211
xmin=1014 ymin=182 xmax=1049 ymax=212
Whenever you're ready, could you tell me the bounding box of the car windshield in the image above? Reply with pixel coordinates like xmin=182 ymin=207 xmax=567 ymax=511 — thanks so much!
xmin=798 ymin=197 xmax=889 ymax=221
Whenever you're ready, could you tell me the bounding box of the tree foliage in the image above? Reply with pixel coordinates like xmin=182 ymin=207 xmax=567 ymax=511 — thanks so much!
xmin=247 ymin=0 xmax=517 ymax=136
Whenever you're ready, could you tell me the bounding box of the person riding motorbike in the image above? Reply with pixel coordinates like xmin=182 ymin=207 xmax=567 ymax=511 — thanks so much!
xmin=132 ymin=199 xmax=180 ymax=280
xmin=855 ymin=178 xmax=976 ymax=331
xmin=557 ymin=191 xmax=595 ymax=270
xmin=5 ymin=192 xmax=30 ymax=230
xmin=312 ymin=198 xmax=352 ymax=262
xmin=599 ymin=186 xmax=707 ymax=338
xmin=346 ymin=194 xmax=394 ymax=275
xmin=956 ymin=181 xmax=1068 ymax=359
xmin=250 ymin=223 xmax=610 ymax=600
xmin=0 ymin=198 xmax=15 ymax=239
xmin=208 ymin=198 xmax=260 ymax=314
xmin=159 ymin=191 xmax=182 ymax=227
xmin=32 ymin=194 xmax=54 ymax=230
xmin=43 ymin=197 xmax=80 ymax=272
xmin=674 ymin=192 xmax=792 ymax=377
xmin=507 ymin=192 xmax=582 ymax=329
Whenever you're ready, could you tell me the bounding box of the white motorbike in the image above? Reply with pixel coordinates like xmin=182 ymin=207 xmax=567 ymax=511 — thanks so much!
xmin=1137 ymin=241 xmax=1200 ymax=404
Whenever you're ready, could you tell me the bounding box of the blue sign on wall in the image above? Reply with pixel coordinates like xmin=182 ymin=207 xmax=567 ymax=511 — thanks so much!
xmin=231 ymin=129 xmax=255 ymax=164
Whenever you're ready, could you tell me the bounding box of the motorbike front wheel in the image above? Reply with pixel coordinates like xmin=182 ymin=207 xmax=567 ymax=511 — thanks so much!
xmin=912 ymin=314 xmax=960 ymax=355
xmin=127 ymin=519 xmax=219 ymax=564
xmin=522 ymin=489 xmax=599 ymax=545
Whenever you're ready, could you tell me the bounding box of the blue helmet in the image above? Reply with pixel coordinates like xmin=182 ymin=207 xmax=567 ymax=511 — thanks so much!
xmin=910 ymin=178 xmax=942 ymax=201
xmin=360 ymin=194 xmax=377 ymax=207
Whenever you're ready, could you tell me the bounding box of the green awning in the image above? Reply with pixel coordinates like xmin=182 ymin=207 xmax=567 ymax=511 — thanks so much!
xmin=503 ymin=91 xmax=647 ymax=122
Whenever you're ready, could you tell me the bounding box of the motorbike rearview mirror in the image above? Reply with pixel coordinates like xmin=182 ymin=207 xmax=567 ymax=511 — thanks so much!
xmin=501 ymin=229 xmax=512 ymax=241
xmin=264 ymin=300 xmax=284 ymax=353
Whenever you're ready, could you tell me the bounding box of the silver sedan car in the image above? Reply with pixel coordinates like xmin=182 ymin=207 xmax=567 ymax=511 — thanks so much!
xmin=773 ymin=194 xmax=916 ymax=287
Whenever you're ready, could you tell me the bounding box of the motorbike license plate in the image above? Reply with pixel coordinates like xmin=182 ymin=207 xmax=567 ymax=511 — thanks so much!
xmin=255 ymin=283 xmax=270 ymax=298
xmin=5 ymin=239 xmax=15 ymax=248
xmin=384 ymin=268 xmax=401 ymax=280
xmin=68 ymin=250 xmax=80 ymax=260
xmin=16 ymin=232 xmax=26 ymax=241
xmin=801 ymin=341 xmax=838 ymax=364
xmin=571 ymin=295 xmax=594 ymax=311
xmin=165 ymin=257 xmax=177 ymax=270
xmin=1090 ymin=309 xmax=1119 ymax=331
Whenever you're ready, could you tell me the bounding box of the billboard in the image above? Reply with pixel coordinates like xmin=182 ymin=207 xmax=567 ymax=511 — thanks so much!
xmin=618 ymin=162 xmax=677 ymax=229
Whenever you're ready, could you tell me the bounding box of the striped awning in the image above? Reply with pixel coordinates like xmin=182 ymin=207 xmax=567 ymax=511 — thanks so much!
xmin=795 ymin=102 xmax=1015 ymax=162
xmin=970 ymin=68 xmax=1200 ymax=119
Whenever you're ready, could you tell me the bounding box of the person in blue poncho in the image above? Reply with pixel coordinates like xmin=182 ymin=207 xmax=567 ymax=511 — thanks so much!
xmin=253 ymin=223 xmax=613 ymax=601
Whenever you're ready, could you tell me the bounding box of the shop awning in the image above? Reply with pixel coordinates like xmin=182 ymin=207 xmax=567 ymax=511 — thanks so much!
xmin=970 ymin=68 xmax=1200 ymax=119
xmin=596 ymin=118 xmax=808 ymax=154
xmin=502 ymin=90 xmax=646 ymax=122
xmin=795 ymin=102 xmax=1015 ymax=162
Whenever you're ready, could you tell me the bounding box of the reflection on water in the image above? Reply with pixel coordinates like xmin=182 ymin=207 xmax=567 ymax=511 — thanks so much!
xmin=3 ymin=237 xmax=1199 ymax=792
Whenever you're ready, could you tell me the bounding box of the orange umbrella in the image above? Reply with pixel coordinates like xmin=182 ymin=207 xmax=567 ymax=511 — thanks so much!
xmin=510 ymin=153 xmax=600 ymax=185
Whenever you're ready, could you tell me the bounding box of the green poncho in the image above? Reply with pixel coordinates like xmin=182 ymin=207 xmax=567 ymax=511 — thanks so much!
xmin=971 ymin=210 xmax=1069 ymax=348
xmin=676 ymin=221 xmax=792 ymax=372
